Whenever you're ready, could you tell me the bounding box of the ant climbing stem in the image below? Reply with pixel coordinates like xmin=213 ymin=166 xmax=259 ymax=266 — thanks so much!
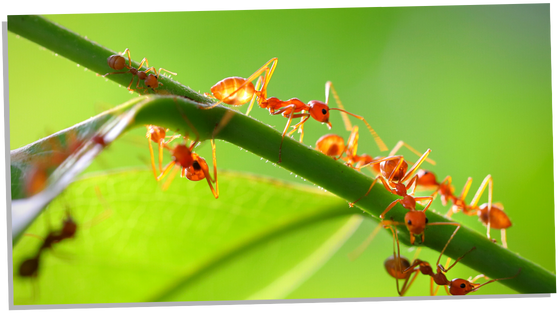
xmin=446 ymin=175 xmax=512 ymax=248
xmin=207 ymin=58 xmax=387 ymax=163
xmin=351 ymin=147 xmax=462 ymax=245
xmin=98 ymin=48 xmax=176 ymax=92
xmin=153 ymin=98 xmax=223 ymax=198
xmin=383 ymin=223 xmax=423 ymax=296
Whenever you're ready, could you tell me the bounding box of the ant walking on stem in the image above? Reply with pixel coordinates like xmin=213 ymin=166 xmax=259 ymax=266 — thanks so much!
xmin=98 ymin=48 xmax=176 ymax=92
xmin=384 ymin=223 xmax=520 ymax=296
xmin=444 ymin=175 xmax=512 ymax=247
xmin=206 ymin=58 xmax=387 ymax=162
xmin=350 ymin=146 xmax=459 ymax=245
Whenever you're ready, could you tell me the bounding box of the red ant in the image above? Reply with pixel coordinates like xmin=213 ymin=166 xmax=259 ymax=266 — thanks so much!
xmin=385 ymin=223 xmax=520 ymax=296
xmin=205 ymin=58 xmax=387 ymax=162
xmin=444 ymin=175 xmax=512 ymax=248
xmin=350 ymin=146 xmax=454 ymax=245
xmin=98 ymin=48 xmax=176 ymax=92
xmin=152 ymin=102 xmax=219 ymax=198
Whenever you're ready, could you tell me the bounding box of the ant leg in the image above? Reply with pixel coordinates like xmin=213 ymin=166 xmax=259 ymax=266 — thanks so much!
xmin=414 ymin=196 xmax=433 ymax=213
xmin=401 ymin=149 xmax=432 ymax=183
xmin=379 ymin=199 xmax=401 ymax=219
xmin=147 ymin=136 xmax=159 ymax=179
xmin=469 ymin=175 xmax=492 ymax=209
xmin=157 ymin=161 xmax=177 ymax=182
xmin=432 ymin=224 xmax=463 ymax=266
xmin=137 ymin=58 xmax=149 ymax=71
xmin=325 ymin=81 xmax=387 ymax=151
xmin=501 ymin=229 xmax=508 ymax=248
xmin=389 ymin=141 xmax=436 ymax=165
xmin=161 ymin=166 xmax=180 ymax=191
xmin=157 ymin=67 xmax=178 ymax=76
xmin=121 ymin=48 xmax=132 ymax=68
xmin=468 ymin=175 xmax=494 ymax=239
xmin=349 ymin=175 xmax=392 ymax=208
xmin=246 ymin=76 xmax=263 ymax=116
xmin=273 ymin=105 xmax=307 ymax=163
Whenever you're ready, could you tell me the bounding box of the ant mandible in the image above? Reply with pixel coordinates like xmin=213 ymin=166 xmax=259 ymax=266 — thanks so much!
xmin=205 ymin=58 xmax=388 ymax=162
xmin=98 ymin=48 xmax=176 ymax=92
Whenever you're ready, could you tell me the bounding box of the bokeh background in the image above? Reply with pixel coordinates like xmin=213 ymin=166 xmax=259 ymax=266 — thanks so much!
xmin=8 ymin=4 xmax=554 ymax=299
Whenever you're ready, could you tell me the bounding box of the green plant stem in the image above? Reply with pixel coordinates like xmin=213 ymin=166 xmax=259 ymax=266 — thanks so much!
xmin=8 ymin=15 xmax=556 ymax=295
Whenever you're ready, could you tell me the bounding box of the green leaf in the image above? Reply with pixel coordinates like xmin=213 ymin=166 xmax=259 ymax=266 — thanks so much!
xmin=12 ymin=170 xmax=360 ymax=304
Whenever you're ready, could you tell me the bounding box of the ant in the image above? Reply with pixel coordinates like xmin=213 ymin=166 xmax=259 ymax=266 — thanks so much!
xmin=350 ymin=146 xmax=454 ymax=245
xmin=385 ymin=222 xmax=520 ymax=296
xmin=444 ymin=175 xmax=512 ymax=248
xmin=152 ymin=101 xmax=219 ymax=198
xmin=18 ymin=211 xmax=77 ymax=278
xmin=205 ymin=58 xmax=387 ymax=162
xmin=98 ymin=48 xmax=176 ymax=92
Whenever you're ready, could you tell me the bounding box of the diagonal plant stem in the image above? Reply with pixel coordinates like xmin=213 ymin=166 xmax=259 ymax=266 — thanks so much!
xmin=8 ymin=15 xmax=556 ymax=295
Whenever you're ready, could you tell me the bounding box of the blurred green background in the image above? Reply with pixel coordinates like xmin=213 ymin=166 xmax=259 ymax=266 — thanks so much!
xmin=8 ymin=4 xmax=554 ymax=299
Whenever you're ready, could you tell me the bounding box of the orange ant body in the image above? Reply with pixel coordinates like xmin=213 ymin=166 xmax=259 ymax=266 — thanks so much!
xmin=384 ymin=224 xmax=520 ymax=296
xmin=315 ymin=126 xmax=376 ymax=170
xmin=350 ymin=145 xmax=455 ymax=245
xmin=205 ymin=58 xmax=387 ymax=162
xmin=443 ymin=175 xmax=512 ymax=247
xmin=151 ymin=102 xmax=219 ymax=198
xmin=99 ymin=48 xmax=176 ymax=92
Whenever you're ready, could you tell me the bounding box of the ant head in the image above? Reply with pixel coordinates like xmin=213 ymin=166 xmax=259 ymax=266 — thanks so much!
xmin=172 ymin=144 xmax=195 ymax=168
xmin=315 ymin=134 xmax=345 ymax=157
xmin=308 ymin=101 xmax=331 ymax=128
xmin=185 ymin=154 xmax=209 ymax=181
xmin=449 ymin=278 xmax=476 ymax=295
xmin=107 ymin=55 xmax=126 ymax=70
xmin=145 ymin=74 xmax=159 ymax=89
xmin=404 ymin=211 xmax=427 ymax=236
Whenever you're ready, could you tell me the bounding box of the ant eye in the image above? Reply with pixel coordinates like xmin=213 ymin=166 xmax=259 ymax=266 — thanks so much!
xmin=322 ymin=108 xmax=327 ymax=115
xmin=460 ymin=283 xmax=466 ymax=288
xmin=407 ymin=220 xmax=412 ymax=225
xmin=425 ymin=218 xmax=429 ymax=224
